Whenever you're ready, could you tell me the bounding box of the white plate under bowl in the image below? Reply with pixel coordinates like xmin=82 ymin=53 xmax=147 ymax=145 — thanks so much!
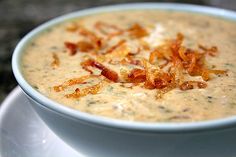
xmin=0 ymin=87 xmax=83 ymax=157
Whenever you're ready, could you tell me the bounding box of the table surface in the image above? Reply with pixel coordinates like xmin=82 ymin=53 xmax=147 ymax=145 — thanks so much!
xmin=0 ymin=0 xmax=235 ymax=102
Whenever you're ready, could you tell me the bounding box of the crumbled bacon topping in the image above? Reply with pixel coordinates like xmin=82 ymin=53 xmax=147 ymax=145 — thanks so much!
xmin=54 ymin=21 xmax=228 ymax=99
xmin=66 ymin=22 xmax=79 ymax=32
xmin=65 ymin=80 xmax=104 ymax=98
xmin=127 ymin=68 xmax=146 ymax=83
xmin=120 ymin=56 xmax=142 ymax=66
xmin=78 ymin=26 xmax=103 ymax=50
xmin=179 ymin=81 xmax=207 ymax=90
xmin=51 ymin=53 xmax=60 ymax=69
xmin=54 ymin=75 xmax=99 ymax=92
xmin=77 ymin=41 xmax=94 ymax=52
xmin=199 ymin=44 xmax=218 ymax=57
xmin=128 ymin=23 xmax=148 ymax=38
xmin=94 ymin=21 xmax=123 ymax=35
xmin=80 ymin=59 xmax=119 ymax=82
xmin=64 ymin=42 xmax=77 ymax=55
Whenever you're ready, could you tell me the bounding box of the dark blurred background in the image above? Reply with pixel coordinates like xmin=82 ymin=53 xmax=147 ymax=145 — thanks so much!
xmin=0 ymin=0 xmax=235 ymax=102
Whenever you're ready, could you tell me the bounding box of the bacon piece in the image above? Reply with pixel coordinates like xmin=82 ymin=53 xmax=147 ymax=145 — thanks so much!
xmin=64 ymin=42 xmax=77 ymax=55
xmin=120 ymin=56 xmax=142 ymax=66
xmin=156 ymin=79 xmax=177 ymax=99
xmin=92 ymin=60 xmax=119 ymax=82
xmin=80 ymin=59 xmax=94 ymax=74
xmin=154 ymin=73 xmax=175 ymax=89
xmin=208 ymin=69 xmax=227 ymax=75
xmin=171 ymin=33 xmax=184 ymax=56
xmin=149 ymin=49 xmax=168 ymax=64
xmin=149 ymin=44 xmax=173 ymax=64
xmin=51 ymin=53 xmax=60 ymax=69
xmin=98 ymin=44 xmax=131 ymax=64
xmin=202 ymin=69 xmax=227 ymax=81
xmin=80 ymin=59 xmax=119 ymax=82
xmin=144 ymin=56 xmax=177 ymax=91
xmin=65 ymin=81 xmax=104 ymax=98
xmin=63 ymin=23 xmax=228 ymax=99
xmin=178 ymin=46 xmax=188 ymax=61
xmin=53 ymin=75 xmax=99 ymax=92
xmin=127 ymin=68 xmax=146 ymax=83
xmin=78 ymin=26 xmax=103 ymax=50
xmin=106 ymin=44 xmax=133 ymax=62
xmin=77 ymin=41 xmax=94 ymax=52
xmin=180 ymin=81 xmax=207 ymax=90
xmin=187 ymin=52 xmax=197 ymax=75
xmin=95 ymin=21 xmax=123 ymax=35
xmin=149 ymin=49 xmax=161 ymax=64
xmin=96 ymin=22 xmax=148 ymax=40
xmin=199 ymin=45 xmax=218 ymax=56
xmin=66 ymin=22 xmax=79 ymax=32
xmin=64 ymin=41 xmax=94 ymax=55
xmin=128 ymin=23 xmax=148 ymax=38
xmin=101 ymin=68 xmax=118 ymax=82
xmin=143 ymin=59 xmax=162 ymax=89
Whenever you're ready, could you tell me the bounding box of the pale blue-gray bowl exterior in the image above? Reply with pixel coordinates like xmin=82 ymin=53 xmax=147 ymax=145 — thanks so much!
xmin=12 ymin=3 xmax=236 ymax=157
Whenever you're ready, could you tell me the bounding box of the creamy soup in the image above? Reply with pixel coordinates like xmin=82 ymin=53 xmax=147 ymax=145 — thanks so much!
xmin=22 ymin=10 xmax=236 ymax=122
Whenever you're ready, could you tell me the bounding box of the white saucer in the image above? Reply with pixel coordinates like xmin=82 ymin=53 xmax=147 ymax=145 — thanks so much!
xmin=0 ymin=87 xmax=83 ymax=157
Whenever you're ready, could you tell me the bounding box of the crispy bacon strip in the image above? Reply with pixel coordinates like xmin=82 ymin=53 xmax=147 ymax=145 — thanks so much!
xmin=153 ymin=73 xmax=175 ymax=89
xmin=127 ymin=68 xmax=146 ymax=83
xmin=171 ymin=33 xmax=184 ymax=56
xmin=80 ymin=59 xmax=119 ymax=82
xmin=128 ymin=23 xmax=148 ymax=38
xmin=65 ymin=81 xmax=104 ymax=98
xmin=178 ymin=46 xmax=188 ymax=61
xmin=77 ymin=41 xmax=94 ymax=52
xmin=156 ymin=80 xmax=177 ymax=99
xmin=95 ymin=22 xmax=148 ymax=40
xmin=51 ymin=53 xmax=60 ymax=68
xmin=120 ymin=56 xmax=142 ymax=66
xmin=95 ymin=21 xmax=123 ymax=35
xmin=64 ymin=41 xmax=95 ymax=55
xmin=143 ymin=60 xmax=160 ymax=89
xmin=53 ymin=75 xmax=99 ymax=92
xmin=149 ymin=44 xmax=173 ymax=64
xmin=180 ymin=81 xmax=207 ymax=90
xmin=64 ymin=42 xmax=77 ymax=55
xmin=78 ymin=26 xmax=103 ymax=50
xmin=202 ymin=69 xmax=227 ymax=81
xmin=166 ymin=33 xmax=226 ymax=82
xmin=66 ymin=22 xmax=79 ymax=32
xmin=62 ymin=21 xmax=228 ymax=99
xmin=143 ymin=59 xmax=176 ymax=90
xmin=103 ymin=44 xmax=131 ymax=64
xmin=199 ymin=45 xmax=218 ymax=56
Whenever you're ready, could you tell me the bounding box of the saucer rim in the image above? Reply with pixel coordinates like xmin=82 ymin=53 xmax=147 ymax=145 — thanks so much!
xmin=0 ymin=86 xmax=82 ymax=157
xmin=0 ymin=86 xmax=21 ymax=125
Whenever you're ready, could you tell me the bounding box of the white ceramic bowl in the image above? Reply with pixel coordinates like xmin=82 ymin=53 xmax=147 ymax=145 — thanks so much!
xmin=12 ymin=3 xmax=236 ymax=157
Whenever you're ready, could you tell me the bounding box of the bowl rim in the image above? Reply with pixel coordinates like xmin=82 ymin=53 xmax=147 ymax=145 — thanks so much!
xmin=12 ymin=2 xmax=236 ymax=132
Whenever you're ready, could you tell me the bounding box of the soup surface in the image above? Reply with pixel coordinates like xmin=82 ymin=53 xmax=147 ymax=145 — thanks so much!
xmin=22 ymin=10 xmax=236 ymax=122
